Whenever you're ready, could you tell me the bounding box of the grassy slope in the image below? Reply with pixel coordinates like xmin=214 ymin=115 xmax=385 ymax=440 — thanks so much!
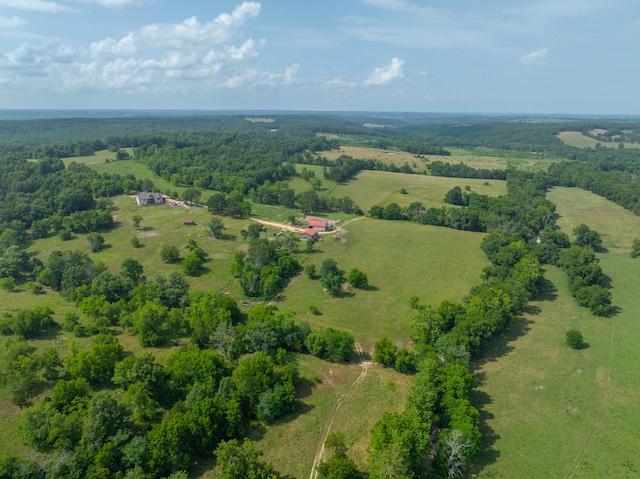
xmin=319 ymin=145 xmax=556 ymax=173
xmin=557 ymin=131 xmax=640 ymax=150
xmin=547 ymin=187 xmax=640 ymax=252
xmin=473 ymin=187 xmax=640 ymax=478
xmin=278 ymin=218 xmax=489 ymax=350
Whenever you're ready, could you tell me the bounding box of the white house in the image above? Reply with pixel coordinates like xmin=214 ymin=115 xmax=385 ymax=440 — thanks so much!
xmin=135 ymin=192 xmax=165 ymax=206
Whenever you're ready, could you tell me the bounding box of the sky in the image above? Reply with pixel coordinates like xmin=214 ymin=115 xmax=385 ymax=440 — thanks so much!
xmin=0 ymin=0 xmax=638 ymax=114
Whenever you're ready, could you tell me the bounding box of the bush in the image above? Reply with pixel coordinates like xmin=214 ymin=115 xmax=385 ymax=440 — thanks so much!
xmin=565 ymin=329 xmax=585 ymax=349
xmin=304 ymin=264 xmax=317 ymax=279
xmin=0 ymin=277 xmax=16 ymax=291
xmin=347 ymin=268 xmax=368 ymax=289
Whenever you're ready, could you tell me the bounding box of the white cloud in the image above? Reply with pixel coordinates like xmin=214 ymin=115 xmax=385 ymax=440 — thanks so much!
xmin=520 ymin=48 xmax=548 ymax=66
xmin=0 ymin=0 xmax=71 ymax=12
xmin=0 ymin=16 xmax=26 ymax=28
xmin=364 ymin=57 xmax=405 ymax=86
xmin=79 ymin=0 xmax=146 ymax=7
xmin=0 ymin=2 xmax=303 ymax=96
xmin=418 ymin=70 xmax=428 ymax=77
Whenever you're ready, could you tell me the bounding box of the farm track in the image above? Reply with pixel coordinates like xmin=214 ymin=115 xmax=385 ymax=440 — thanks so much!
xmin=309 ymin=342 xmax=373 ymax=479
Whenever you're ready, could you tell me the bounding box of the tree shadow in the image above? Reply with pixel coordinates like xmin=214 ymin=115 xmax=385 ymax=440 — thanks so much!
xmin=472 ymin=314 xmax=533 ymax=367
xmin=361 ymin=284 xmax=379 ymax=292
xmin=604 ymin=305 xmax=622 ymax=317
xmin=218 ymin=232 xmax=237 ymax=241
xmin=600 ymin=273 xmax=613 ymax=289
xmin=295 ymin=376 xmax=319 ymax=400
xmin=535 ymin=277 xmax=558 ymax=302
xmin=470 ymin=390 xmax=501 ymax=472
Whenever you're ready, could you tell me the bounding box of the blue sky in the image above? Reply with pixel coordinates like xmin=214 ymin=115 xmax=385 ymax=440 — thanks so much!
xmin=0 ymin=0 xmax=638 ymax=114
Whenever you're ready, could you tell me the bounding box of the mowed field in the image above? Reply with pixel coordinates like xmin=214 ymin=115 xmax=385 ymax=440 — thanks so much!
xmin=319 ymin=145 xmax=555 ymax=173
xmin=296 ymin=165 xmax=507 ymax=213
xmin=557 ymin=131 xmax=640 ymax=150
xmin=473 ymin=187 xmax=640 ymax=478
xmin=278 ymin=218 xmax=489 ymax=350
xmin=547 ymin=187 xmax=640 ymax=252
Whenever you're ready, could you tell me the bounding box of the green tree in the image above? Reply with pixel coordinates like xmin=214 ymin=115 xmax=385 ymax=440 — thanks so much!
xmin=130 ymin=236 xmax=141 ymax=248
xmin=37 ymin=347 xmax=62 ymax=380
xmin=206 ymin=217 xmax=226 ymax=239
xmin=131 ymin=215 xmax=143 ymax=229
xmin=120 ymin=257 xmax=144 ymax=283
xmin=206 ymin=192 xmax=227 ymax=214
xmin=565 ymin=329 xmax=585 ymax=349
xmin=373 ymin=337 xmax=397 ymax=366
xmin=241 ymin=222 xmax=266 ymax=240
xmin=304 ymin=264 xmax=317 ymax=279
xmin=316 ymin=432 xmax=364 ymax=479
xmin=182 ymin=253 xmax=204 ymax=276
xmin=573 ymin=224 xmax=603 ymax=249
xmin=347 ymin=268 xmax=368 ymax=288
xmin=182 ymin=188 xmax=201 ymax=203
xmin=323 ymin=273 xmax=344 ymax=296
xmin=132 ymin=302 xmax=169 ymax=347
xmin=215 ymin=439 xmax=280 ymax=479
xmin=87 ymin=232 xmax=105 ymax=253
xmin=160 ymin=244 xmax=180 ymax=263
xmin=631 ymin=238 xmax=640 ymax=258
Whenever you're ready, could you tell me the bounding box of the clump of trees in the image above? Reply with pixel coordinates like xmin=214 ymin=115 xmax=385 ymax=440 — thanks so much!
xmin=231 ymin=238 xmax=300 ymax=299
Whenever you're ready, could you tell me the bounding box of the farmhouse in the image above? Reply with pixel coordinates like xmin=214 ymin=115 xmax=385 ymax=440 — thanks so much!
xmin=308 ymin=219 xmax=333 ymax=232
xmin=135 ymin=192 xmax=165 ymax=206
xmin=299 ymin=228 xmax=320 ymax=241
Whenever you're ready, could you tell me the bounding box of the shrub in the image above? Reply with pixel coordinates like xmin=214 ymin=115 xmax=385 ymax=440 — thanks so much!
xmin=565 ymin=329 xmax=585 ymax=349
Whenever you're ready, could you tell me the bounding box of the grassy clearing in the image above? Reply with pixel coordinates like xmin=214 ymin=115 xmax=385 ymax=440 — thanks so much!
xmin=318 ymin=146 xmax=555 ymax=173
xmin=557 ymin=131 xmax=640 ymax=150
xmin=473 ymin=260 xmax=640 ymax=479
xmin=473 ymin=189 xmax=640 ymax=478
xmin=547 ymin=187 xmax=640 ymax=252
xmin=293 ymin=164 xmax=506 ymax=213
xmin=26 ymin=195 xmax=250 ymax=296
xmin=200 ymin=355 xmax=413 ymax=479
xmin=278 ymin=218 xmax=489 ymax=350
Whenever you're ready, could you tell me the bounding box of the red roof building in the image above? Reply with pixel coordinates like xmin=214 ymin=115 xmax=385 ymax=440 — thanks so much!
xmin=308 ymin=220 xmax=332 ymax=232
xmin=300 ymin=228 xmax=320 ymax=241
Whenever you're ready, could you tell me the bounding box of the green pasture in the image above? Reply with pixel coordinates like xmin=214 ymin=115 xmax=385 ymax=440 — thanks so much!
xmin=473 ymin=188 xmax=640 ymax=478
xmin=473 ymin=260 xmax=640 ymax=478
xmin=26 ymin=195 xmax=250 ymax=296
xmin=332 ymin=170 xmax=506 ymax=212
xmin=278 ymin=218 xmax=489 ymax=350
xmin=319 ymin=145 xmax=553 ymax=173
xmin=548 ymin=187 xmax=640 ymax=252
xmin=557 ymin=131 xmax=640 ymax=150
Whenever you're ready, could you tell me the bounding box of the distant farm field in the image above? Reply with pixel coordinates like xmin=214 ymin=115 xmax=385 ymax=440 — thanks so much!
xmin=318 ymin=145 xmax=555 ymax=172
xmin=548 ymin=186 xmax=640 ymax=252
xmin=278 ymin=218 xmax=489 ymax=350
xmin=557 ymin=131 xmax=640 ymax=150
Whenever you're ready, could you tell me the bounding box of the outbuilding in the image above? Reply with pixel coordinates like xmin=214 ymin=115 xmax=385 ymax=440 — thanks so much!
xmin=300 ymin=228 xmax=320 ymax=241
xmin=308 ymin=219 xmax=333 ymax=232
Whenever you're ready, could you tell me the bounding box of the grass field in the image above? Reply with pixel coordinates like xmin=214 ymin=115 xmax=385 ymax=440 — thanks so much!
xmin=472 ymin=187 xmax=640 ymax=478
xmin=278 ymin=218 xmax=489 ymax=350
xmin=547 ymin=187 xmax=640 ymax=252
xmin=556 ymin=131 xmax=640 ymax=150
xmin=318 ymin=146 xmax=555 ymax=173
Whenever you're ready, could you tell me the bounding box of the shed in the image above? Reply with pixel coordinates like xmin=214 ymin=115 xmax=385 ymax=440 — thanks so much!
xmin=300 ymin=228 xmax=320 ymax=241
xmin=183 ymin=220 xmax=195 ymax=226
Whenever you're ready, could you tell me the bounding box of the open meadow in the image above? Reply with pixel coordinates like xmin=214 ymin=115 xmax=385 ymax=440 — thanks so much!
xmin=278 ymin=218 xmax=489 ymax=350
xmin=548 ymin=187 xmax=640 ymax=252
xmin=318 ymin=145 xmax=556 ymax=173
xmin=472 ymin=187 xmax=640 ymax=478
xmin=557 ymin=131 xmax=640 ymax=150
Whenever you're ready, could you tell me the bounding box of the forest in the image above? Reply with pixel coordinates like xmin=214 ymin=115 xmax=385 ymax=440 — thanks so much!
xmin=0 ymin=112 xmax=639 ymax=479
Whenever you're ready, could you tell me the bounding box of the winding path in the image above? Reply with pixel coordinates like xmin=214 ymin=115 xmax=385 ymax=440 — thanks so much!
xmin=309 ymin=342 xmax=373 ymax=479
